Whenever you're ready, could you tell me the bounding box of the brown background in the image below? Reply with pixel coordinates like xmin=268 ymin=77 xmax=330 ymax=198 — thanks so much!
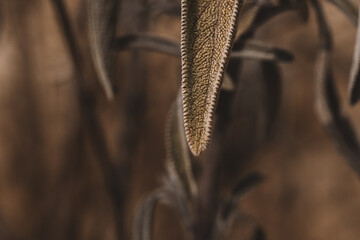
xmin=0 ymin=0 xmax=360 ymax=239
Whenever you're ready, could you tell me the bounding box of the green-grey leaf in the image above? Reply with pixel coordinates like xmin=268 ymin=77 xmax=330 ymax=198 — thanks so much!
xmin=88 ymin=0 xmax=118 ymax=100
xmin=181 ymin=0 xmax=243 ymax=155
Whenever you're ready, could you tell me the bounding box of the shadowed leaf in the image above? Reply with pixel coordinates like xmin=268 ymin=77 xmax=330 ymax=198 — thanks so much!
xmin=222 ymin=172 xmax=264 ymax=220
xmin=133 ymin=190 xmax=168 ymax=240
xmin=133 ymin=179 xmax=193 ymax=240
xmin=261 ymin=61 xmax=282 ymax=138
xmin=348 ymin=6 xmax=360 ymax=105
xmin=231 ymin=40 xmax=294 ymax=62
xmin=115 ymin=33 xmax=293 ymax=64
xmin=88 ymin=0 xmax=119 ymax=99
xmin=165 ymin=94 xmax=198 ymax=199
xmin=252 ymin=226 xmax=266 ymax=240
xmin=181 ymin=0 xmax=243 ymax=155
xmin=115 ymin=33 xmax=180 ymax=57
xmin=312 ymin=0 xmax=360 ymax=177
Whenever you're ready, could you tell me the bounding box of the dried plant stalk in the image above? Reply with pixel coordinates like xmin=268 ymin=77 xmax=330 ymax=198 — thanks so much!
xmin=181 ymin=0 xmax=243 ymax=156
xmin=88 ymin=0 xmax=119 ymax=99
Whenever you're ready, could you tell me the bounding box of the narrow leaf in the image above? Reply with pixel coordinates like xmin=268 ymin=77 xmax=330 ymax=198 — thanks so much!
xmin=261 ymin=61 xmax=282 ymax=138
xmin=348 ymin=5 xmax=360 ymax=105
xmin=231 ymin=40 xmax=294 ymax=62
xmin=88 ymin=0 xmax=118 ymax=100
xmin=115 ymin=33 xmax=180 ymax=57
xmin=181 ymin=0 xmax=243 ymax=155
xmin=115 ymin=33 xmax=293 ymax=64
xmin=133 ymin=190 xmax=169 ymax=240
xmin=165 ymin=94 xmax=198 ymax=199
xmin=222 ymin=172 xmax=264 ymax=220
xmin=312 ymin=0 xmax=360 ymax=177
xmin=133 ymin=182 xmax=193 ymax=240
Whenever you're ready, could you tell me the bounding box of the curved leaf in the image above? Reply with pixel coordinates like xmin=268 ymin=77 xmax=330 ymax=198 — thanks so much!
xmin=165 ymin=94 xmax=198 ymax=199
xmin=115 ymin=33 xmax=180 ymax=57
xmin=88 ymin=0 xmax=119 ymax=100
xmin=312 ymin=0 xmax=360 ymax=176
xmin=348 ymin=5 xmax=360 ymax=105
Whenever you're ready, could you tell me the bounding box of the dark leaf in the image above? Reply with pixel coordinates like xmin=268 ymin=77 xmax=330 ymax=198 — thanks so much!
xmin=231 ymin=40 xmax=294 ymax=62
xmin=348 ymin=5 xmax=360 ymax=105
xmin=222 ymin=172 xmax=264 ymax=220
xmin=88 ymin=0 xmax=119 ymax=99
xmin=312 ymin=0 xmax=360 ymax=176
xmin=261 ymin=61 xmax=282 ymax=139
xmin=115 ymin=33 xmax=180 ymax=57
xmin=165 ymin=94 xmax=198 ymax=199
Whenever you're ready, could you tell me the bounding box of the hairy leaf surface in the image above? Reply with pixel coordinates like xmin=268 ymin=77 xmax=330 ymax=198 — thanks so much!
xmin=181 ymin=0 xmax=243 ymax=155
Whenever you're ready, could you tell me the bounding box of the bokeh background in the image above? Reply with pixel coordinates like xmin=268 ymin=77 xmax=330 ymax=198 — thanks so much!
xmin=0 ymin=0 xmax=360 ymax=239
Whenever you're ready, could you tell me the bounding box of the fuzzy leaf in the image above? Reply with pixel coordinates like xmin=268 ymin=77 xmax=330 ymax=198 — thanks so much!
xmin=88 ymin=0 xmax=118 ymax=100
xmin=234 ymin=0 xmax=260 ymax=40
xmin=181 ymin=0 xmax=243 ymax=155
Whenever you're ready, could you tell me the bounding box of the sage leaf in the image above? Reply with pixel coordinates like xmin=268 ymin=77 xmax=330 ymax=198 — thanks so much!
xmin=88 ymin=0 xmax=119 ymax=100
xmin=327 ymin=0 xmax=357 ymax=25
xmin=115 ymin=33 xmax=180 ymax=57
xmin=181 ymin=0 xmax=243 ymax=155
xmin=348 ymin=5 xmax=360 ymax=105
xmin=165 ymin=94 xmax=198 ymax=199
xmin=312 ymin=0 xmax=360 ymax=176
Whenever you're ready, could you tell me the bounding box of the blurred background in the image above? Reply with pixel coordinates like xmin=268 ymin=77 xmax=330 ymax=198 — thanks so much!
xmin=1 ymin=0 xmax=360 ymax=239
